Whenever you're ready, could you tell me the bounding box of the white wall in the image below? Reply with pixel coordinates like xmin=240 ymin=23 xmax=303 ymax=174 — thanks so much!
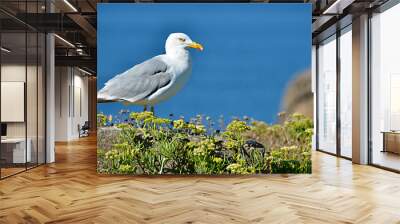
xmin=71 ymin=72 xmax=89 ymax=138
xmin=55 ymin=67 xmax=89 ymax=141
xmin=1 ymin=63 xmax=46 ymax=164
xmin=1 ymin=65 xmax=26 ymax=136
xmin=55 ymin=67 xmax=69 ymax=141
xmin=1 ymin=65 xmax=38 ymax=138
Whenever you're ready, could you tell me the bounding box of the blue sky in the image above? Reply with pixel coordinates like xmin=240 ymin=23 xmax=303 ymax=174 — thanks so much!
xmin=98 ymin=3 xmax=311 ymax=124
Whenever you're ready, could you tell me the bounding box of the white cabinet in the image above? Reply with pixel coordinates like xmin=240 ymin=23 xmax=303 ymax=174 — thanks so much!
xmin=1 ymin=138 xmax=32 ymax=163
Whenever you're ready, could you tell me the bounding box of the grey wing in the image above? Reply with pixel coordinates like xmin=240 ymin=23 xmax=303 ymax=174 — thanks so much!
xmin=98 ymin=56 xmax=172 ymax=103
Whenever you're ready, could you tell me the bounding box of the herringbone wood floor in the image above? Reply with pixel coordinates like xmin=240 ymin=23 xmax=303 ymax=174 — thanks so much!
xmin=1 ymin=136 xmax=400 ymax=224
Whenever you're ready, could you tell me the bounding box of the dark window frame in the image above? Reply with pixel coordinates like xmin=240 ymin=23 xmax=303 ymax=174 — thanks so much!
xmin=314 ymin=21 xmax=353 ymax=161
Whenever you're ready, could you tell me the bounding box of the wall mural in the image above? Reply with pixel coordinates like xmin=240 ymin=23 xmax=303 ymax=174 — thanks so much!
xmin=97 ymin=3 xmax=312 ymax=175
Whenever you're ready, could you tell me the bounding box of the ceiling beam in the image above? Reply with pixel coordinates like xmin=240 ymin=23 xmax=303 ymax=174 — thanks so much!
xmin=55 ymin=55 xmax=96 ymax=74
xmin=322 ymin=0 xmax=355 ymax=14
xmin=67 ymin=13 xmax=97 ymax=46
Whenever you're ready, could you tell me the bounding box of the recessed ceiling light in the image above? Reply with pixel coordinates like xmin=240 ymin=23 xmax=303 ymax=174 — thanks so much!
xmin=78 ymin=67 xmax=93 ymax=76
xmin=1 ymin=47 xmax=11 ymax=53
xmin=323 ymin=0 xmax=354 ymax=15
xmin=63 ymin=0 xmax=78 ymax=12
xmin=54 ymin=34 xmax=75 ymax=48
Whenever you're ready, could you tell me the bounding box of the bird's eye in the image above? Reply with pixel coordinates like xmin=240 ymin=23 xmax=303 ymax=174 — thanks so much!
xmin=178 ymin=38 xmax=186 ymax=42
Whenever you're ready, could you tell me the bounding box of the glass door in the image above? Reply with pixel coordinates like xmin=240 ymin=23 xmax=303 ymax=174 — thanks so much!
xmin=339 ymin=26 xmax=352 ymax=158
xmin=317 ymin=35 xmax=337 ymax=154
xmin=370 ymin=3 xmax=400 ymax=171
xmin=1 ymin=29 xmax=28 ymax=178
xmin=0 ymin=1 xmax=46 ymax=179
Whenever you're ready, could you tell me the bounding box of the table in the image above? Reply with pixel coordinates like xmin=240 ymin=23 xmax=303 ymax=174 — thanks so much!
xmin=381 ymin=131 xmax=400 ymax=154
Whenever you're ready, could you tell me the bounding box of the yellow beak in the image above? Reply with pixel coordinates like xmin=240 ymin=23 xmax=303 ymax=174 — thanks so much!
xmin=188 ymin=42 xmax=204 ymax=51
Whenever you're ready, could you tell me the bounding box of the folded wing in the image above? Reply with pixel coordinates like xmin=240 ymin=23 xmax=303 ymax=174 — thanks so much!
xmin=97 ymin=56 xmax=172 ymax=103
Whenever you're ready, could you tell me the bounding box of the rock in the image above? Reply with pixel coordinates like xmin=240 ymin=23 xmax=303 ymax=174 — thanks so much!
xmin=132 ymin=130 xmax=154 ymax=147
xmin=97 ymin=127 xmax=122 ymax=151
xmin=245 ymin=139 xmax=264 ymax=149
xmin=243 ymin=140 xmax=265 ymax=157
xmin=212 ymin=149 xmax=234 ymax=161
xmin=281 ymin=70 xmax=313 ymax=120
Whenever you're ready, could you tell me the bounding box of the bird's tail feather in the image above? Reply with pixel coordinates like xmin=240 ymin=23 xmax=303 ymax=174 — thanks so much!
xmin=97 ymin=97 xmax=119 ymax=103
xmin=97 ymin=91 xmax=119 ymax=103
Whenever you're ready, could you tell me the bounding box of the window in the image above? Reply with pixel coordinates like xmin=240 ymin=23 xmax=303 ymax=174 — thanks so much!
xmin=339 ymin=26 xmax=352 ymax=158
xmin=370 ymin=3 xmax=400 ymax=171
xmin=317 ymin=35 xmax=337 ymax=154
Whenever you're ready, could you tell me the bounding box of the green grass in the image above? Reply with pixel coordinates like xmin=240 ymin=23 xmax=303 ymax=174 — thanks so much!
xmin=97 ymin=112 xmax=313 ymax=175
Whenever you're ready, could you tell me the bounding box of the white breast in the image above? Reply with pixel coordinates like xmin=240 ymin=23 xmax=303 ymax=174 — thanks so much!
xmin=146 ymin=55 xmax=192 ymax=105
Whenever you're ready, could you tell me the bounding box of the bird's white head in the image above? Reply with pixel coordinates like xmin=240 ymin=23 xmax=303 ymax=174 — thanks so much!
xmin=165 ymin=33 xmax=203 ymax=57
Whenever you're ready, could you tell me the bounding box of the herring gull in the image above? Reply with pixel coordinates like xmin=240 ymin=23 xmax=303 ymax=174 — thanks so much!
xmin=97 ymin=33 xmax=203 ymax=112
